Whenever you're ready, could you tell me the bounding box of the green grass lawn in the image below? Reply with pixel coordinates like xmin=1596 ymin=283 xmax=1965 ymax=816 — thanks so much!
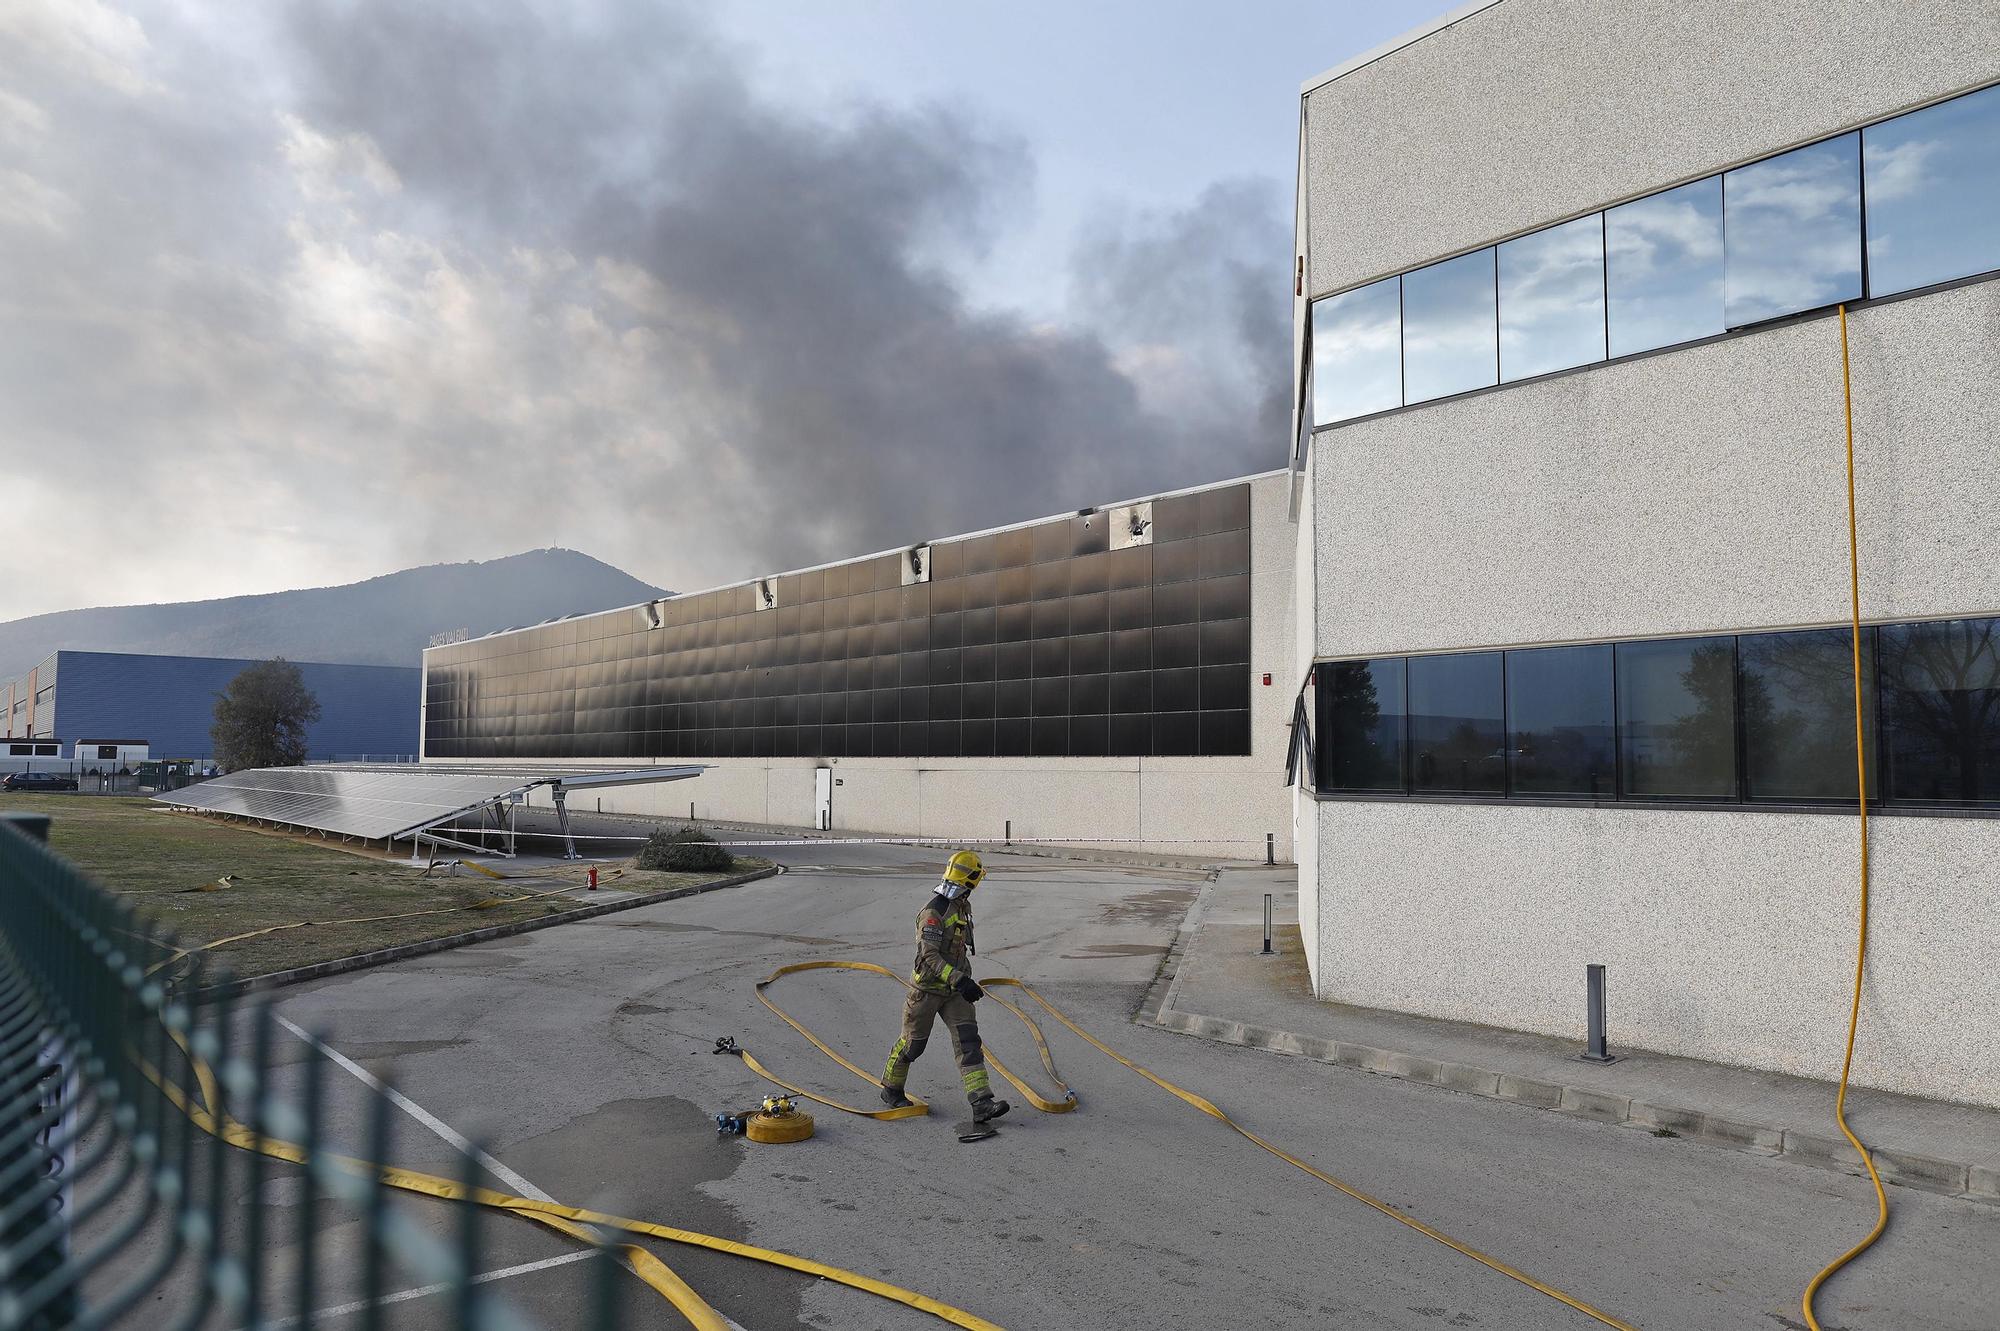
xmin=1 ymin=793 xmax=754 ymax=983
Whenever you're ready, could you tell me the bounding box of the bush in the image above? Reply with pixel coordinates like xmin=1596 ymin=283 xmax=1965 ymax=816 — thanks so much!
xmin=635 ymin=827 xmax=735 ymax=873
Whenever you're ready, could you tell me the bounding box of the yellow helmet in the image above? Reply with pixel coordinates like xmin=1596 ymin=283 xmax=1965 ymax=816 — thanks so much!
xmin=938 ymin=849 xmax=984 ymax=899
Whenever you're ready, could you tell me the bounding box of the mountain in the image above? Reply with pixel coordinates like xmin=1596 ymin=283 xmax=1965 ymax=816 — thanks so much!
xmin=0 ymin=550 xmax=667 ymax=680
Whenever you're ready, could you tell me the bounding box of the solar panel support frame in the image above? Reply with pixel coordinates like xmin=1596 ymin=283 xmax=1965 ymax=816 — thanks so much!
xmin=151 ymin=763 xmax=707 ymax=853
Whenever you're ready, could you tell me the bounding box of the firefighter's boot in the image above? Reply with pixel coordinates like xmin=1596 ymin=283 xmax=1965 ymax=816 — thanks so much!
xmin=970 ymin=1091 xmax=1009 ymax=1124
xmin=880 ymin=1085 xmax=913 ymax=1110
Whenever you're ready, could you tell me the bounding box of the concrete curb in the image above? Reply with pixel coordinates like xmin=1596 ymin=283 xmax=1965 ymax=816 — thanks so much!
xmin=181 ymin=865 xmax=781 ymax=1004
xmin=1137 ymin=881 xmax=1997 ymax=1206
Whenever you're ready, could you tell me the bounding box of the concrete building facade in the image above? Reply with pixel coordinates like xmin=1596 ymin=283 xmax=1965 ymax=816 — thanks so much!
xmin=1 ymin=651 xmax=421 ymax=763
xmin=424 ymin=472 xmax=1297 ymax=858
xmin=1291 ymin=0 xmax=2000 ymax=1107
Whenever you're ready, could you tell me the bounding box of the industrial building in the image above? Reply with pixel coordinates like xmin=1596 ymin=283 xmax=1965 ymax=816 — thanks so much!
xmin=424 ymin=472 xmax=1296 ymax=856
xmin=1289 ymin=0 xmax=2000 ymax=1107
xmin=1 ymin=651 xmax=420 ymax=765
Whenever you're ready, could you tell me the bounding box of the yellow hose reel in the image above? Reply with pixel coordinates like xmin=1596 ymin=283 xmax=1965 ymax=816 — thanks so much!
xmin=745 ymin=1095 xmax=815 ymax=1143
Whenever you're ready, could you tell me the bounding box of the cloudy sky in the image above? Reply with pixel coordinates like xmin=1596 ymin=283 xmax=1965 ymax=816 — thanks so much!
xmin=1 ymin=0 xmax=1444 ymax=622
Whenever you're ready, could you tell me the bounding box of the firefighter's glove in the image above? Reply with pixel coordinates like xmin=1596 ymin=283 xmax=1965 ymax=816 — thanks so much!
xmin=954 ymin=974 xmax=985 ymax=1003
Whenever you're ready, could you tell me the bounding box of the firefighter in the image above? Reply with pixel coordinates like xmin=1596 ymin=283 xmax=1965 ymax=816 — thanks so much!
xmin=880 ymin=850 xmax=1009 ymax=1125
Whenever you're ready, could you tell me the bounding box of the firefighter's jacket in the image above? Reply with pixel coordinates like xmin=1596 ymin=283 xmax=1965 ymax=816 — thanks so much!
xmin=912 ymin=891 xmax=974 ymax=992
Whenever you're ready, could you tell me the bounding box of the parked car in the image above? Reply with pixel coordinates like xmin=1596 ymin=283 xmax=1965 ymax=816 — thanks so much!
xmin=2 ymin=772 xmax=80 ymax=792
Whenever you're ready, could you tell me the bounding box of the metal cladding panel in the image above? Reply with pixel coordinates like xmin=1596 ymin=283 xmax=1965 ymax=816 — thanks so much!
xmin=46 ymin=652 xmax=421 ymax=759
xmin=152 ymin=763 xmax=700 ymax=840
xmin=425 ymin=480 xmax=1257 ymax=760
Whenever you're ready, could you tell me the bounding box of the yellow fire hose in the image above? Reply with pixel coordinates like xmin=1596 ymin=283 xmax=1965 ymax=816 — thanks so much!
xmin=749 ymin=961 xmax=1639 ymax=1330
xmin=156 ymin=1033 xmax=1007 ymax=1331
xmin=1799 ymin=307 xmax=1890 ymax=1330
xmin=155 ymin=953 xmax=1639 ymax=1330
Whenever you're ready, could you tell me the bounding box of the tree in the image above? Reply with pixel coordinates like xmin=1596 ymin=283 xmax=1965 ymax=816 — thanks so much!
xmin=211 ymin=659 xmax=322 ymax=772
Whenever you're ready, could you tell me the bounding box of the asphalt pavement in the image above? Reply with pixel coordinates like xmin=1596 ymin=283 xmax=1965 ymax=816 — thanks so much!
xmin=250 ymin=840 xmax=1999 ymax=1330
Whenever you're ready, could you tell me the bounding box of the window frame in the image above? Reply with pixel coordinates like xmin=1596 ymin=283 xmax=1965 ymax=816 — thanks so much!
xmin=1310 ymin=613 xmax=2000 ymax=816
xmin=1301 ymin=79 xmax=2000 ymax=437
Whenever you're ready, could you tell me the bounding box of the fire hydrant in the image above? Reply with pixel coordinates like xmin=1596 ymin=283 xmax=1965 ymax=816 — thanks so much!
xmin=587 ymin=866 xmax=599 ymax=891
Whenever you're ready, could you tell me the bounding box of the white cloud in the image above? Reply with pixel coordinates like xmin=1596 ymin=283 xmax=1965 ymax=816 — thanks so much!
xmin=279 ymin=112 xmax=402 ymax=204
xmin=0 ymin=168 xmax=72 ymax=232
xmin=0 ymin=0 xmax=156 ymax=97
xmin=1862 ymin=136 xmax=1939 ymax=204
xmin=0 ymin=88 xmax=49 ymax=142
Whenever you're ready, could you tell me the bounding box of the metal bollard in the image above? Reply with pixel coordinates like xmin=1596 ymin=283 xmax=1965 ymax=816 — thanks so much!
xmin=1578 ymin=964 xmax=1618 ymax=1063
xmin=1005 ymin=819 xmax=1011 ymax=845
xmin=1262 ymin=894 xmax=1274 ymax=954
xmin=1266 ymin=832 xmax=1275 ymax=865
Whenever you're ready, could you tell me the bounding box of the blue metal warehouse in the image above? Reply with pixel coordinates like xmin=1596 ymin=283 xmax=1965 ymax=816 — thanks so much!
xmin=2 ymin=651 xmax=419 ymax=761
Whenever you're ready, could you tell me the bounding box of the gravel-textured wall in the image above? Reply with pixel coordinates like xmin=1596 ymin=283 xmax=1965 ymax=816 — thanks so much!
xmin=1312 ymin=282 xmax=2000 ymax=657
xmin=1313 ymin=799 xmax=2000 ymax=1107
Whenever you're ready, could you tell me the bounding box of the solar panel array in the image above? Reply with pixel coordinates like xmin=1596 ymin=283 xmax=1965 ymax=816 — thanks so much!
xmin=152 ymin=764 xmax=697 ymax=840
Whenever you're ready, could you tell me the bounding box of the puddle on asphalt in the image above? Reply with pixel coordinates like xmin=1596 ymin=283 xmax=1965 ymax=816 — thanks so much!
xmin=1059 ymin=943 xmax=1171 ymax=960
xmin=1098 ymin=885 xmax=1200 ymax=927
xmin=501 ymin=1093 xmax=809 ymax=1325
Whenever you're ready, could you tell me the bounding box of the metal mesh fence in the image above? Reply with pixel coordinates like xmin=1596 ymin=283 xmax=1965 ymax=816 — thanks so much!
xmin=0 ymin=810 xmax=618 ymax=1330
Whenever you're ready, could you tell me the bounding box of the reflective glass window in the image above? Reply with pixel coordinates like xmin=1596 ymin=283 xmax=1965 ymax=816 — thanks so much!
xmin=1506 ymin=644 xmax=1615 ymax=796
xmin=1739 ymin=628 xmax=1873 ymax=802
xmin=1617 ymin=637 xmax=1737 ymax=798
xmin=1724 ymin=134 xmax=1862 ymax=327
xmin=1499 ymin=215 xmax=1606 ymax=381
xmin=1864 ymin=85 xmax=2000 ymax=297
xmin=1402 ymin=248 xmax=1497 ymax=404
xmin=1600 ymin=174 xmax=1728 ymax=351
xmin=1310 ymin=277 xmax=1402 ymax=425
xmin=1408 ymin=652 xmax=1505 ymax=794
xmin=1319 ymin=658 xmax=1406 ymax=792
xmin=1879 ymin=617 xmax=2000 ymax=805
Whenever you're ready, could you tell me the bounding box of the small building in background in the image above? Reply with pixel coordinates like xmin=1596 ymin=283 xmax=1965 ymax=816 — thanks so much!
xmin=0 ymin=651 xmax=419 ymax=764
xmin=71 ymin=740 xmax=151 ymax=773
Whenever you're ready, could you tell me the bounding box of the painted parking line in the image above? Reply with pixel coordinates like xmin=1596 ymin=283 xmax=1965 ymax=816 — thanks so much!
xmin=275 ymin=1015 xmax=549 ymax=1200
xmin=255 ymin=1250 xmax=595 ymax=1327
xmin=275 ymin=1016 xmax=752 ymax=1331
